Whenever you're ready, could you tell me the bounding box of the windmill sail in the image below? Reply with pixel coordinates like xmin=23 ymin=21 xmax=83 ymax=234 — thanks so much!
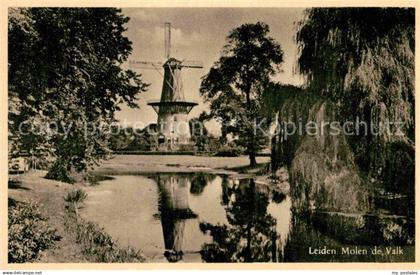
xmin=180 ymin=60 xmax=203 ymax=68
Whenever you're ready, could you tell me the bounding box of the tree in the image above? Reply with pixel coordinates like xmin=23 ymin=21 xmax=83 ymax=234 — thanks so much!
xmin=295 ymin=8 xmax=414 ymax=181
xmin=261 ymin=83 xmax=305 ymax=173
xmin=200 ymin=22 xmax=283 ymax=167
xmin=8 ymin=8 xmax=148 ymax=182
xmin=189 ymin=116 xmax=210 ymax=152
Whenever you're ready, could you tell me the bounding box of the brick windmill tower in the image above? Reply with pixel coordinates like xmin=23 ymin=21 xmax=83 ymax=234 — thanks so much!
xmin=130 ymin=23 xmax=202 ymax=151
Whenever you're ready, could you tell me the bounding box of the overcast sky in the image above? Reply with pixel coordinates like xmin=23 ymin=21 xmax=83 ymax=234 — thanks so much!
xmin=117 ymin=8 xmax=306 ymax=135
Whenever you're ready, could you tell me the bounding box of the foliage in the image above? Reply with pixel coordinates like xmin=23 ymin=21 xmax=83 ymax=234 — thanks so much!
xmin=108 ymin=125 xmax=159 ymax=152
xmin=45 ymin=159 xmax=76 ymax=183
xmin=64 ymin=188 xmax=88 ymax=204
xmin=261 ymin=83 xmax=306 ymax=117
xmin=213 ymin=144 xmax=243 ymax=157
xmin=8 ymin=178 xmax=24 ymax=189
xmin=8 ymin=200 xmax=59 ymax=263
xmin=189 ymin=173 xmax=216 ymax=195
xmin=189 ymin=117 xmax=209 ymax=137
xmin=108 ymin=126 xmax=136 ymax=151
xmin=200 ymin=179 xmax=278 ymax=262
xmin=8 ymin=8 xmax=148 ymax=181
xmin=84 ymin=174 xmax=114 ymax=186
xmin=125 ymin=126 xmax=157 ymax=151
xmin=296 ymin=8 xmax=415 ymax=179
xmin=189 ymin=117 xmax=209 ymax=151
xmin=380 ymin=141 xmax=414 ymax=194
xmin=262 ymin=83 xmax=307 ymax=171
xmin=189 ymin=116 xmax=245 ymax=154
xmin=200 ymin=22 xmax=283 ymax=167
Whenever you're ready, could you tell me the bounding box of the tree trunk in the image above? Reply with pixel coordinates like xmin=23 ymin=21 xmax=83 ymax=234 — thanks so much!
xmin=270 ymin=134 xmax=278 ymax=173
xmin=270 ymin=113 xmax=282 ymax=173
xmin=245 ymin=224 xmax=252 ymax=262
xmin=245 ymin=88 xmax=258 ymax=168
xmin=249 ymin=151 xmax=257 ymax=167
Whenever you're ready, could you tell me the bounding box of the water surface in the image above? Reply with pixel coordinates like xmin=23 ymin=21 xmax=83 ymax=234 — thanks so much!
xmin=82 ymin=173 xmax=414 ymax=262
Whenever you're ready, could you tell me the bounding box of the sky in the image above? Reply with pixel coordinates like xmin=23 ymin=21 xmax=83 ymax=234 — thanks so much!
xmin=117 ymin=8 xmax=306 ymax=135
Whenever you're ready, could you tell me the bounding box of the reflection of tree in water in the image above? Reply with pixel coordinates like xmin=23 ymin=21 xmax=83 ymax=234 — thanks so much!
xmin=271 ymin=190 xmax=286 ymax=204
xmin=189 ymin=173 xmax=216 ymax=195
xmin=221 ymin=176 xmax=231 ymax=205
xmin=200 ymin=179 xmax=278 ymax=262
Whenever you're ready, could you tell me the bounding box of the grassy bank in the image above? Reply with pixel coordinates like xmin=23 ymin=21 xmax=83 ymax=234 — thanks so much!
xmin=8 ymin=170 xmax=144 ymax=263
xmin=8 ymin=171 xmax=87 ymax=263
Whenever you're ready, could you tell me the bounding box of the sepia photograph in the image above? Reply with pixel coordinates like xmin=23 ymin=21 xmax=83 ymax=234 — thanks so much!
xmin=5 ymin=5 xmax=415 ymax=265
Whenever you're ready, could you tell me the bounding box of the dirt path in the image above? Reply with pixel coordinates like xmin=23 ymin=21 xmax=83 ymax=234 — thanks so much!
xmin=8 ymin=170 xmax=87 ymax=263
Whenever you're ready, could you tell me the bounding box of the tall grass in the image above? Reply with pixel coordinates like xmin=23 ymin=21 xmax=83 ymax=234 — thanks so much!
xmin=63 ymin=189 xmax=144 ymax=262
xmin=64 ymin=188 xmax=87 ymax=204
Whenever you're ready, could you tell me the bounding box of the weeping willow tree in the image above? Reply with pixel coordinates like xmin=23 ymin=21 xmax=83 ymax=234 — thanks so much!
xmin=296 ymin=8 xmax=414 ymax=190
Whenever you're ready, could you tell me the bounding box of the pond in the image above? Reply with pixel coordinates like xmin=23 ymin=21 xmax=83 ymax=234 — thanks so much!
xmin=81 ymin=173 xmax=414 ymax=262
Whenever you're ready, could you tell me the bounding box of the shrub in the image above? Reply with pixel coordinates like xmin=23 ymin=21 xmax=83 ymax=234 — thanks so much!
xmin=84 ymin=174 xmax=114 ymax=186
xmin=381 ymin=141 xmax=414 ymax=195
xmin=45 ymin=160 xmax=76 ymax=184
xmin=8 ymin=178 xmax=22 ymax=189
xmin=64 ymin=188 xmax=87 ymax=204
xmin=8 ymin=200 xmax=59 ymax=263
xmin=214 ymin=146 xmax=241 ymax=157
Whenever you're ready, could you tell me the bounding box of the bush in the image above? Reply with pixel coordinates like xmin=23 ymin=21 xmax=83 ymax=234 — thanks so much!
xmin=84 ymin=174 xmax=114 ymax=186
xmin=213 ymin=146 xmax=242 ymax=157
xmin=381 ymin=141 xmax=414 ymax=195
xmin=64 ymin=188 xmax=87 ymax=204
xmin=8 ymin=178 xmax=22 ymax=189
xmin=45 ymin=160 xmax=76 ymax=184
xmin=8 ymin=200 xmax=59 ymax=263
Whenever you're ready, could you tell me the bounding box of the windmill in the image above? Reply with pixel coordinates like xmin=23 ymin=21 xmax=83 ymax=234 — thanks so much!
xmin=130 ymin=22 xmax=203 ymax=150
